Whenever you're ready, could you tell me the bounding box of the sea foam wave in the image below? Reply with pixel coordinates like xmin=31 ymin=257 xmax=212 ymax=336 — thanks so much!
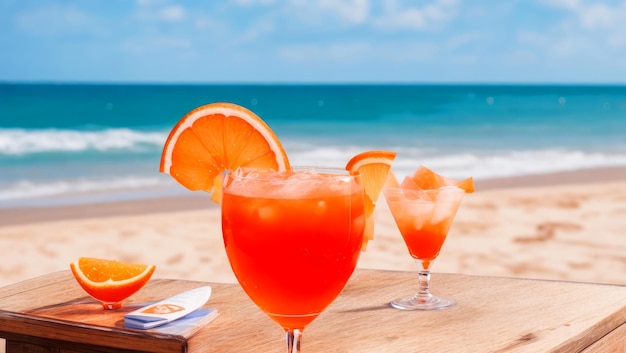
xmin=286 ymin=143 xmax=626 ymax=180
xmin=0 ymin=128 xmax=167 ymax=155
xmin=405 ymin=149 xmax=626 ymax=179
xmin=0 ymin=176 xmax=173 ymax=202
xmin=3 ymin=135 xmax=626 ymax=207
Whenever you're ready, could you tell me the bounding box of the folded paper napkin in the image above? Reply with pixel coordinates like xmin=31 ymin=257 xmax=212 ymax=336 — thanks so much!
xmin=124 ymin=286 xmax=214 ymax=330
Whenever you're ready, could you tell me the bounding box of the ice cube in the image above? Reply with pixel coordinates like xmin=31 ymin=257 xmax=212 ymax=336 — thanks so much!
xmin=227 ymin=168 xmax=355 ymax=201
xmin=315 ymin=200 xmax=328 ymax=216
xmin=403 ymin=188 xmax=431 ymax=202
xmin=411 ymin=201 xmax=434 ymax=230
xmin=430 ymin=187 xmax=464 ymax=225
xmin=257 ymin=205 xmax=278 ymax=222
xmin=412 ymin=212 xmax=427 ymax=230
xmin=279 ymin=170 xmax=351 ymax=199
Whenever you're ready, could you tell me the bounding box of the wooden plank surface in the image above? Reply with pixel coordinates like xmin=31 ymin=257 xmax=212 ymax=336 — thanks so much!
xmin=1 ymin=269 xmax=625 ymax=353
xmin=581 ymin=323 xmax=625 ymax=353
xmin=0 ymin=272 xmax=195 ymax=353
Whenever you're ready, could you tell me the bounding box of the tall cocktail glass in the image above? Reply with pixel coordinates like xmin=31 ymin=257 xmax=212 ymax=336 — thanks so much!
xmin=221 ymin=167 xmax=365 ymax=352
xmin=383 ymin=186 xmax=466 ymax=310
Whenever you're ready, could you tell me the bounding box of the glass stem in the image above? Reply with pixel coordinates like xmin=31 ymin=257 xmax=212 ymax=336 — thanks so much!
xmin=415 ymin=259 xmax=434 ymax=303
xmin=286 ymin=329 xmax=302 ymax=353
xmin=416 ymin=270 xmax=432 ymax=303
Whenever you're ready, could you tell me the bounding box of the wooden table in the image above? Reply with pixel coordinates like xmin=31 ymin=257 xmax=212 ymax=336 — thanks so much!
xmin=0 ymin=269 xmax=624 ymax=353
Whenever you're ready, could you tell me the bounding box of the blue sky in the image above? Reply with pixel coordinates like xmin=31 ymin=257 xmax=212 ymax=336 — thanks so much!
xmin=1 ymin=0 xmax=625 ymax=83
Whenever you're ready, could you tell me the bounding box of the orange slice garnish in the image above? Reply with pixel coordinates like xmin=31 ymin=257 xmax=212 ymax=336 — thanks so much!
xmin=70 ymin=257 xmax=156 ymax=309
xmin=160 ymin=102 xmax=290 ymax=203
xmin=346 ymin=150 xmax=397 ymax=250
xmin=385 ymin=168 xmax=401 ymax=189
xmin=407 ymin=165 xmax=474 ymax=193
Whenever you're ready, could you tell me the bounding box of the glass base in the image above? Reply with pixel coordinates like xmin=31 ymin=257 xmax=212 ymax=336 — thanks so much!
xmin=390 ymin=295 xmax=456 ymax=310
xmin=101 ymin=302 xmax=123 ymax=310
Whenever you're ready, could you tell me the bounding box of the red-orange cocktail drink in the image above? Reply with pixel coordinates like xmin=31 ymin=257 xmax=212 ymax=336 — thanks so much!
xmin=392 ymin=211 xmax=456 ymax=265
xmin=222 ymin=168 xmax=365 ymax=332
xmin=384 ymin=186 xmax=466 ymax=310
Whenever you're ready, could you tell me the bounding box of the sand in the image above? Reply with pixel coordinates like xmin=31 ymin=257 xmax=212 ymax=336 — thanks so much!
xmin=1 ymin=166 xmax=625 ymax=289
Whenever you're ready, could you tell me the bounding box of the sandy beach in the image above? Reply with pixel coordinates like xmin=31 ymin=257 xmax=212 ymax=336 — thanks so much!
xmin=1 ymin=166 xmax=625 ymax=290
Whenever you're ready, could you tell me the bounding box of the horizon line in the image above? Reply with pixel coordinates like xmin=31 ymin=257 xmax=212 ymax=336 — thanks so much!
xmin=2 ymin=80 xmax=626 ymax=87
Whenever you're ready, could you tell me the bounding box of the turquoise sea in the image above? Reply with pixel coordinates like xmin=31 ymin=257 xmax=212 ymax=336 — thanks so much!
xmin=1 ymin=83 xmax=626 ymax=207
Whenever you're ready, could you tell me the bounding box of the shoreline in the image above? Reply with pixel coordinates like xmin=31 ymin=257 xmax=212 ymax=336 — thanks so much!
xmin=2 ymin=165 xmax=625 ymax=227
xmin=0 ymin=165 xmax=625 ymax=290
xmin=473 ymin=165 xmax=626 ymax=190
xmin=0 ymin=193 xmax=216 ymax=227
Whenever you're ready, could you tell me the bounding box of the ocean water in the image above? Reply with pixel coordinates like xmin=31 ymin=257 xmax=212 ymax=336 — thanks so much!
xmin=1 ymin=83 xmax=626 ymax=208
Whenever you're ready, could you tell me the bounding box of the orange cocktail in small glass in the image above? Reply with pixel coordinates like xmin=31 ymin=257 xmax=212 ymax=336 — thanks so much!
xmin=383 ymin=186 xmax=466 ymax=310
xmin=221 ymin=167 xmax=365 ymax=351
xmin=393 ymin=203 xmax=456 ymax=264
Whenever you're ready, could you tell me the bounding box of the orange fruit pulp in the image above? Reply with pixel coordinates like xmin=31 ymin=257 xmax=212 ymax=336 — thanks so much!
xmin=221 ymin=169 xmax=365 ymax=330
xmin=70 ymin=257 xmax=156 ymax=309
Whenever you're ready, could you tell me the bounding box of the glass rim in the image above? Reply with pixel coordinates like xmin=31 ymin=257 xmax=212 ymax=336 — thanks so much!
xmin=224 ymin=166 xmax=359 ymax=182
xmin=384 ymin=185 xmax=465 ymax=192
xmin=291 ymin=166 xmax=355 ymax=174
xmin=383 ymin=185 xmax=466 ymax=201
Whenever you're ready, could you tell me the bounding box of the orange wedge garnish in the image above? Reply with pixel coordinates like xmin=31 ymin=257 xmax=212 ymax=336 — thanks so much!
xmin=407 ymin=165 xmax=474 ymax=193
xmin=346 ymin=150 xmax=397 ymax=250
xmin=160 ymin=102 xmax=290 ymax=203
xmin=70 ymin=257 xmax=156 ymax=309
xmin=385 ymin=169 xmax=401 ymax=189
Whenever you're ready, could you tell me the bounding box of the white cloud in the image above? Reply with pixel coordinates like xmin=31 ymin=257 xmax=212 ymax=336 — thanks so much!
xmin=239 ymin=19 xmax=275 ymax=42
xmin=541 ymin=0 xmax=581 ymax=10
xmin=580 ymin=3 xmax=621 ymax=29
xmin=552 ymin=36 xmax=589 ymax=56
xmin=542 ymin=0 xmax=626 ymax=31
xmin=276 ymin=0 xmax=370 ymax=28
xmin=272 ymin=0 xmax=458 ymax=32
xmin=608 ymin=33 xmax=626 ymax=48
xmin=371 ymin=0 xmax=458 ymax=31
xmin=278 ymin=40 xmax=437 ymax=64
xmin=13 ymin=4 xmax=100 ymax=36
xmin=135 ymin=1 xmax=187 ymax=23
xmin=230 ymin=0 xmax=276 ymax=6
xmin=516 ymin=0 xmax=626 ymax=67
xmin=221 ymin=0 xmax=457 ymax=39
xmin=159 ymin=5 xmax=186 ymax=22
xmin=316 ymin=0 xmax=370 ymax=24
xmin=8 ymin=0 xmax=626 ymax=83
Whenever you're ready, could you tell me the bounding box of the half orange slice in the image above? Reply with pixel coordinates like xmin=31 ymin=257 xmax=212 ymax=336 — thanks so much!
xmin=70 ymin=257 xmax=156 ymax=309
xmin=160 ymin=102 xmax=290 ymax=203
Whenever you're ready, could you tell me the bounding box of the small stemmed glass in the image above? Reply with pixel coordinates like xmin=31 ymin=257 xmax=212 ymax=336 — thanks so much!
xmin=383 ymin=186 xmax=466 ymax=310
